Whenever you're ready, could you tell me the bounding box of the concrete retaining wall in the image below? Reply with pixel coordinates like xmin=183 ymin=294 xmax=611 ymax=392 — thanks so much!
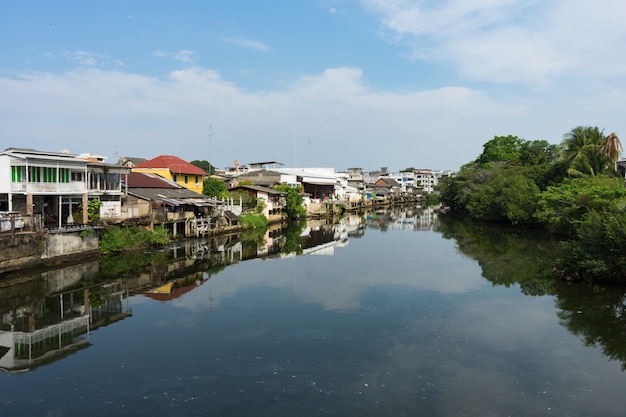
xmin=0 ymin=231 xmax=99 ymax=274
xmin=43 ymin=232 xmax=99 ymax=259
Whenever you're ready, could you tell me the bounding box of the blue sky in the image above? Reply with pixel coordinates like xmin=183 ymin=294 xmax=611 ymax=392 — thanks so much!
xmin=1 ymin=0 xmax=625 ymax=172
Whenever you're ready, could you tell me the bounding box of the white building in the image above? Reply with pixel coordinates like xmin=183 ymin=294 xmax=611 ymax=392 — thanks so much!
xmin=0 ymin=148 xmax=129 ymax=228
xmin=413 ymin=169 xmax=438 ymax=194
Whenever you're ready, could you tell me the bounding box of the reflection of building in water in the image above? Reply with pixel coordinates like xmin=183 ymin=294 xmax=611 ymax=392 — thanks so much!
xmin=343 ymin=214 xmax=366 ymax=238
xmin=285 ymin=220 xmax=350 ymax=257
xmin=417 ymin=207 xmax=437 ymax=229
xmin=311 ymin=222 xmax=348 ymax=255
xmin=0 ymin=272 xmax=131 ymax=374
xmin=366 ymin=207 xmax=438 ymax=231
xmin=143 ymin=272 xmax=207 ymax=303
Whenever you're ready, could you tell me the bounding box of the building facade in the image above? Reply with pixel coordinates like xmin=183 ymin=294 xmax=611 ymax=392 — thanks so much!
xmin=0 ymin=148 xmax=129 ymax=228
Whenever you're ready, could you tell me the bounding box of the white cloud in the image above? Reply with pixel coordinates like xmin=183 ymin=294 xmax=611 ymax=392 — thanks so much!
xmin=152 ymin=49 xmax=197 ymax=64
xmin=0 ymin=64 xmax=624 ymax=171
xmin=63 ymin=49 xmax=102 ymax=67
xmin=361 ymin=0 xmax=626 ymax=85
xmin=174 ymin=50 xmax=197 ymax=63
xmin=221 ymin=37 xmax=270 ymax=51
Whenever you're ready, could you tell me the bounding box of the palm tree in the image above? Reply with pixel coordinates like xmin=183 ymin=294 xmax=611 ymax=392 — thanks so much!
xmin=561 ymin=126 xmax=613 ymax=177
xmin=604 ymin=132 xmax=622 ymax=172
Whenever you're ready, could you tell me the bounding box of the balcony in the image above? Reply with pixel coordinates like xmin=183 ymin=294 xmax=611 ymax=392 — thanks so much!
xmin=11 ymin=182 xmax=88 ymax=194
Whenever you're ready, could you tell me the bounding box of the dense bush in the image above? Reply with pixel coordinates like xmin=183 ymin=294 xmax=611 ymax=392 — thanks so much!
xmin=99 ymin=226 xmax=170 ymax=254
xmin=535 ymin=177 xmax=626 ymax=237
xmin=557 ymin=210 xmax=626 ymax=283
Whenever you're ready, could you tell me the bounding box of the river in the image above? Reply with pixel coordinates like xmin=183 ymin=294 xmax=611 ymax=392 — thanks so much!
xmin=1 ymin=206 xmax=625 ymax=416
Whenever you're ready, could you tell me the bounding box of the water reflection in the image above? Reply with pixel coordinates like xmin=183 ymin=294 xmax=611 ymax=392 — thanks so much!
xmin=0 ymin=264 xmax=130 ymax=373
xmin=1 ymin=206 xmax=626 ymax=416
xmin=436 ymin=213 xmax=626 ymax=371
xmin=435 ymin=214 xmax=562 ymax=296
xmin=555 ymin=282 xmax=626 ymax=370
xmin=0 ymin=207 xmax=438 ymax=375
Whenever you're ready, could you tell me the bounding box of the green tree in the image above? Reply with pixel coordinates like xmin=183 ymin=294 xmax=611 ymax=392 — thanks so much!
xmin=190 ymin=160 xmax=215 ymax=175
xmin=273 ymin=184 xmax=307 ymax=219
xmin=535 ymin=176 xmax=626 ymax=236
xmin=560 ymin=126 xmax=613 ymax=177
xmin=519 ymin=139 xmax=559 ymax=167
xmin=464 ymin=165 xmax=540 ymax=224
xmin=437 ymin=162 xmax=482 ymax=210
xmin=477 ymin=135 xmax=523 ymax=165
xmin=498 ymin=173 xmax=540 ymax=224
xmin=202 ymin=177 xmax=229 ymax=199
xmin=557 ymin=210 xmax=626 ymax=283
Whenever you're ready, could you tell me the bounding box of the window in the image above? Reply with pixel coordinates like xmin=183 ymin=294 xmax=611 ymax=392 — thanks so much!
xmin=184 ymin=175 xmax=188 ymax=184
xmin=105 ymin=173 xmax=120 ymax=190
xmin=59 ymin=168 xmax=70 ymax=183
xmin=42 ymin=167 xmax=57 ymax=183
xmin=71 ymin=171 xmax=84 ymax=182
xmin=18 ymin=165 xmax=63 ymax=183
xmin=90 ymin=172 xmax=120 ymax=190
xmin=28 ymin=166 xmax=41 ymax=182
xmin=11 ymin=166 xmax=25 ymax=182
xmin=173 ymin=174 xmax=178 ymax=182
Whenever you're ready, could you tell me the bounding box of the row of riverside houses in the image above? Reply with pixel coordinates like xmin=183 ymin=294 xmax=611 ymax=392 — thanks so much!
xmin=0 ymin=148 xmax=453 ymax=237
xmin=0 ymin=148 xmax=225 ymax=238
xmin=218 ymin=162 xmax=452 ymax=218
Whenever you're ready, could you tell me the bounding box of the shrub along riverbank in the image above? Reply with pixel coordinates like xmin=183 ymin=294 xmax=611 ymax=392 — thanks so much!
xmin=99 ymin=226 xmax=171 ymax=255
xmin=438 ymin=127 xmax=626 ymax=284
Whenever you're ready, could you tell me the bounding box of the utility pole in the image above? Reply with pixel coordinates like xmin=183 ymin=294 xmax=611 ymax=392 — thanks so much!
xmin=208 ymin=123 xmax=213 ymax=174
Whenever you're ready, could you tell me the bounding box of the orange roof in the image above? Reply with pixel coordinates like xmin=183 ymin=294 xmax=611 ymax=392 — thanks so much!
xmin=133 ymin=155 xmax=207 ymax=176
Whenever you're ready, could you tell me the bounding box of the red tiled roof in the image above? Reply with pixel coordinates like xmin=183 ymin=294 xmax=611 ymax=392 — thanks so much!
xmin=125 ymin=172 xmax=179 ymax=188
xmin=133 ymin=155 xmax=207 ymax=176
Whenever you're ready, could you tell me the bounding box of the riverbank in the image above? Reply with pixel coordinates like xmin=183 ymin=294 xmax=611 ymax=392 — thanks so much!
xmin=0 ymin=198 xmax=426 ymax=275
xmin=0 ymin=230 xmax=100 ymax=274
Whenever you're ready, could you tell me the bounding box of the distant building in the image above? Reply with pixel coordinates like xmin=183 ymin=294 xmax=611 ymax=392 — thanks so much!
xmin=115 ymin=156 xmax=147 ymax=168
xmin=413 ymin=169 xmax=437 ymax=193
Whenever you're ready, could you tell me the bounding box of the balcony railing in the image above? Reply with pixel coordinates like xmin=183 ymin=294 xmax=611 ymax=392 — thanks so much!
xmin=10 ymin=182 xmax=88 ymax=193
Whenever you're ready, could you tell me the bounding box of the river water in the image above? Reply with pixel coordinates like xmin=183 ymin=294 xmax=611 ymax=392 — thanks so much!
xmin=1 ymin=207 xmax=626 ymax=417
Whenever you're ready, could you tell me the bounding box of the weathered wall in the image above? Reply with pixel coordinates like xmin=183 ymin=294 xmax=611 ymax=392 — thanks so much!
xmin=0 ymin=232 xmax=99 ymax=274
xmin=0 ymin=234 xmax=41 ymax=273
xmin=43 ymin=232 xmax=99 ymax=259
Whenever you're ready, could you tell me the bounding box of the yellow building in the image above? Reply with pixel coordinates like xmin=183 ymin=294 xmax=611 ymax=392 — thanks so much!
xmin=131 ymin=155 xmax=207 ymax=194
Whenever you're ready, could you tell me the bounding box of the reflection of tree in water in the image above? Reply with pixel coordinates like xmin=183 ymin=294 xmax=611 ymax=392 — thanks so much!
xmin=98 ymin=250 xmax=174 ymax=280
xmin=436 ymin=214 xmax=626 ymax=369
xmin=555 ymin=282 xmax=626 ymax=370
xmin=434 ymin=214 xmax=562 ymax=296
xmin=281 ymin=220 xmax=307 ymax=255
